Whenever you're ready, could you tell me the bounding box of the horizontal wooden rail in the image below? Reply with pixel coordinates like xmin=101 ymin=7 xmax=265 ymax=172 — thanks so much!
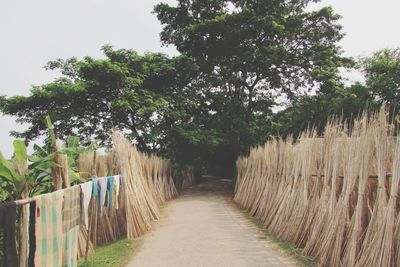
xmin=308 ymin=173 xmax=392 ymax=179
xmin=14 ymin=197 xmax=36 ymax=206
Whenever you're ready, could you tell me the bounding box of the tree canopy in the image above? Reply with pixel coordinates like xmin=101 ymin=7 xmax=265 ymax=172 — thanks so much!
xmin=155 ymin=0 xmax=351 ymax=94
xmin=1 ymin=47 xmax=197 ymax=150
xmin=154 ymin=0 xmax=351 ymax=174
xmin=361 ymin=48 xmax=400 ymax=113
xmin=2 ymin=0 xmax=397 ymax=177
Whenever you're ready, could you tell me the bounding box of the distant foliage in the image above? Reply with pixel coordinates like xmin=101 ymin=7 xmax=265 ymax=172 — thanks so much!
xmin=2 ymin=1 xmax=399 ymax=176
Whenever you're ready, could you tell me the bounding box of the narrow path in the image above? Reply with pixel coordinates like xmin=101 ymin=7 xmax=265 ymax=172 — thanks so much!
xmin=127 ymin=178 xmax=299 ymax=267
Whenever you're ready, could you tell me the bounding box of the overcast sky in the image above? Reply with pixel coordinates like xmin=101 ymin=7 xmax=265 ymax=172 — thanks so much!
xmin=0 ymin=0 xmax=399 ymax=157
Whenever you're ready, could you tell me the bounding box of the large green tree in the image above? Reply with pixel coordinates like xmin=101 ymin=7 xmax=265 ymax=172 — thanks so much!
xmin=154 ymin=0 xmax=351 ymax=174
xmin=361 ymin=48 xmax=400 ymax=113
xmin=1 ymin=46 xmax=199 ymax=154
xmin=2 ymin=0 xmax=354 ymax=178
xmin=275 ymin=83 xmax=380 ymax=138
xmin=275 ymin=47 xmax=400 ymax=138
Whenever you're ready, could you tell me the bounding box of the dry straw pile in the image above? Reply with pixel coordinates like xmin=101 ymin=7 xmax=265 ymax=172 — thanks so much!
xmin=76 ymin=132 xmax=178 ymax=257
xmin=234 ymin=109 xmax=400 ymax=267
xmin=112 ymin=131 xmax=178 ymax=238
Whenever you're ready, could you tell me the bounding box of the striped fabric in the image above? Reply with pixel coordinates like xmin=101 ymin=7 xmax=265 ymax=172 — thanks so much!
xmin=62 ymin=186 xmax=81 ymax=233
xmin=34 ymin=190 xmax=64 ymax=267
xmin=62 ymin=226 xmax=79 ymax=267
xmin=61 ymin=185 xmax=81 ymax=267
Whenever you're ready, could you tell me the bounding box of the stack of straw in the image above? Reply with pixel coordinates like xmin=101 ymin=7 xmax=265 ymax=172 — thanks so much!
xmin=235 ymin=108 xmax=400 ymax=266
xmin=76 ymin=135 xmax=178 ymax=254
xmin=112 ymin=132 xmax=178 ymax=239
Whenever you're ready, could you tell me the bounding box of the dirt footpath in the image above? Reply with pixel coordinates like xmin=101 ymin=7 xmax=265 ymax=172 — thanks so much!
xmin=126 ymin=178 xmax=299 ymax=267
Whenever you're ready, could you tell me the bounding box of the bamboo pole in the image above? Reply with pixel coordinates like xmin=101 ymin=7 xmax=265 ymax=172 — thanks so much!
xmin=85 ymin=197 xmax=95 ymax=261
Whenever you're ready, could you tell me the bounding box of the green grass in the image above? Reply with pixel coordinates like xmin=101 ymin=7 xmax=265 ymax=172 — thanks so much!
xmin=78 ymin=238 xmax=142 ymax=267
xmin=238 ymin=208 xmax=316 ymax=267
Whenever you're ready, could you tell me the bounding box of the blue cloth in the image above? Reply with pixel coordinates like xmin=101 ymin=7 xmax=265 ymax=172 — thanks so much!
xmin=107 ymin=176 xmax=115 ymax=211
xmin=91 ymin=179 xmax=98 ymax=199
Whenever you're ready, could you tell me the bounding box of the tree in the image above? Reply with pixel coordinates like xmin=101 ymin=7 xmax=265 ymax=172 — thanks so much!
xmin=0 ymin=46 xmax=199 ymax=154
xmin=273 ymin=48 xmax=400 ymax=139
xmin=361 ymin=48 xmax=400 ymax=114
xmin=2 ymin=0 xmax=354 ymax=178
xmin=274 ymin=83 xmax=380 ymax=138
xmin=154 ymin=0 xmax=351 ymax=174
xmin=155 ymin=0 xmax=352 ymax=95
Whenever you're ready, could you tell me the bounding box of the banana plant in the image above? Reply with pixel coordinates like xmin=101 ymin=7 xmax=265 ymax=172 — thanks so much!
xmin=0 ymin=115 xmax=96 ymax=201
xmin=44 ymin=115 xmax=94 ymax=186
xmin=0 ymin=119 xmax=96 ymax=266
xmin=62 ymin=135 xmax=94 ymax=185
xmin=0 ymin=140 xmax=59 ymax=201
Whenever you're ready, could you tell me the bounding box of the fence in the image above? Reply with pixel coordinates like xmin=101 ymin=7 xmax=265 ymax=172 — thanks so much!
xmin=0 ymin=132 xmax=186 ymax=267
xmin=235 ymin=109 xmax=400 ymax=267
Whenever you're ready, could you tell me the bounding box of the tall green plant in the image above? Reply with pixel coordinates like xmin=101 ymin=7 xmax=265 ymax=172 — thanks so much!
xmin=45 ymin=115 xmax=95 ymax=185
xmin=0 ymin=140 xmax=59 ymax=201
xmin=0 ymin=115 xmax=95 ymax=201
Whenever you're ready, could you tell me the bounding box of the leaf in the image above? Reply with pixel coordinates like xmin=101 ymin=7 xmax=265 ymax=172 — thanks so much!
xmin=28 ymin=157 xmax=60 ymax=172
xmin=60 ymin=147 xmax=86 ymax=155
xmin=0 ymin=165 xmax=14 ymax=183
xmin=13 ymin=140 xmax=28 ymax=177
xmin=67 ymin=136 xmax=80 ymax=148
xmin=13 ymin=140 xmax=27 ymax=164
xmin=0 ymin=152 xmax=21 ymax=182
xmin=69 ymin=172 xmax=85 ymax=184
xmin=33 ymin=144 xmax=49 ymax=158
xmin=45 ymin=115 xmax=56 ymax=146
xmin=28 ymin=155 xmax=41 ymax=163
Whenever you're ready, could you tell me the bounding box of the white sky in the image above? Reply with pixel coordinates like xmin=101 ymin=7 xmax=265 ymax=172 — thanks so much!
xmin=0 ymin=0 xmax=399 ymax=157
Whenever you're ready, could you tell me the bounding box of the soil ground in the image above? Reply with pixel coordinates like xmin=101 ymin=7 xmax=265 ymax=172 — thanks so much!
xmin=126 ymin=177 xmax=299 ymax=267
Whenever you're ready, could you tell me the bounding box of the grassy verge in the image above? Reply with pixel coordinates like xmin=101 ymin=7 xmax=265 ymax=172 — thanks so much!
xmin=238 ymin=208 xmax=316 ymax=267
xmin=78 ymin=238 xmax=142 ymax=267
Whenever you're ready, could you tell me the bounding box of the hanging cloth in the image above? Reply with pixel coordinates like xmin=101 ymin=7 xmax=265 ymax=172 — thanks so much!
xmin=34 ymin=190 xmax=64 ymax=267
xmin=62 ymin=226 xmax=79 ymax=267
xmin=20 ymin=203 xmax=30 ymax=267
xmin=80 ymin=181 xmax=93 ymax=230
xmin=114 ymin=175 xmax=120 ymax=210
xmin=98 ymin=177 xmax=108 ymax=215
xmin=61 ymin=186 xmax=81 ymax=267
xmin=0 ymin=201 xmax=18 ymax=267
xmin=91 ymin=179 xmax=98 ymax=199
xmin=62 ymin=186 xmax=81 ymax=233
xmin=28 ymin=201 xmax=36 ymax=267
xmin=107 ymin=176 xmax=115 ymax=211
